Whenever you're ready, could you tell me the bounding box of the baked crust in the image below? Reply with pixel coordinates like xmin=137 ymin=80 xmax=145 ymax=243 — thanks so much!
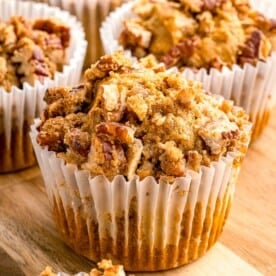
xmin=37 ymin=51 xmax=251 ymax=181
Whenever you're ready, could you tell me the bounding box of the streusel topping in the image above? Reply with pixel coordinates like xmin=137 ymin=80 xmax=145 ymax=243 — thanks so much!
xmin=0 ymin=16 xmax=70 ymax=91
xmin=119 ymin=0 xmax=276 ymax=70
xmin=37 ymin=51 xmax=251 ymax=182
xmin=40 ymin=259 xmax=126 ymax=276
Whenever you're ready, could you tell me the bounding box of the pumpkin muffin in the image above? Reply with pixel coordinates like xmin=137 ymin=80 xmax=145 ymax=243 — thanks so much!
xmin=23 ymin=0 xmax=129 ymax=67
xmin=0 ymin=0 xmax=86 ymax=173
xmin=100 ymin=0 xmax=276 ymax=141
xmin=31 ymin=51 xmax=251 ymax=271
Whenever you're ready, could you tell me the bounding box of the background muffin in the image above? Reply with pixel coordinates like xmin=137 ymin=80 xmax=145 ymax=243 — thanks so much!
xmin=31 ymin=51 xmax=251 ymax=271
xmin=0 ymin=0 xmax=87 ymax=173
xmin=100 ymin=0 xmax=276 ymax=142
xmin=19 ymin=0 xmax=129 ymax=67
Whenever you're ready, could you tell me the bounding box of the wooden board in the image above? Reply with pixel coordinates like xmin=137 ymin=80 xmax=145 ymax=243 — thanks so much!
xmin=1 ymin=109 xmax=276 ymax=275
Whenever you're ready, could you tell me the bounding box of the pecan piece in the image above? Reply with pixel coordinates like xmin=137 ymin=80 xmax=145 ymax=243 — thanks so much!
xmin=99 ymin=84 xmax=127 ymax=122
xmin=85 ymin=51 xmax=132 ymax=82
xmin=37 ymin=117 xmax=65 ymax=152
xmin=44 ymin=84 xmax=91 ymax=116
xmin=238 ymin=30 xmax=261 ymax=65
xmin=33 ymin=18 xmax=70 ymax=47
xmin=83 ymin=135 xmax=127 ymax=178
xmin=120 ymin=20 xmax=152 ymax=49
xmin=198 ymin=118 xmax=239 ymax=155
xmin=64 ymin=128 xmax=91 ymax=157
xmin=161 ymin=36 xmax=199 ymax=67
xmin=96 ymin=122 xmax=135 ymax=144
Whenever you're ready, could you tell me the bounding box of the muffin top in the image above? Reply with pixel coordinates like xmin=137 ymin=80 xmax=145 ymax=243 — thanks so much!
xmin=37 ymin=51 xmax=251 ymax=182
xmin=40 ymin=259 xmax=126 ymax=276
xmin=119 ymin=0 xmax=276 ymax=70
xmin=0 ymin=16 xmax=70 ymax=92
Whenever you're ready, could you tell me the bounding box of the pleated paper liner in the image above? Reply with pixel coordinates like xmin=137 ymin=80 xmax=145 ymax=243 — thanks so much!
xmin=30 ymin=121 xmax=250 ymax=271
xmin=0 ymin=0 xmax=87 ymax=173
xmin=100 ymin=1 xmax=276 ymax=143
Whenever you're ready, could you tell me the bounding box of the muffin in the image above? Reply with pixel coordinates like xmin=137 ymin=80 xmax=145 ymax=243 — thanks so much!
xmin=31 ymin=51 xmax=251 ymax=271
xmin=0 ymin=0 xmax=87 ymax=173
xmin=100 ymin=0 xmax=276 ymax=141
xmin=22 ymin=0 xmax=129 ymax=67
xmin=40 ymin=259 xmax=126 ymax=276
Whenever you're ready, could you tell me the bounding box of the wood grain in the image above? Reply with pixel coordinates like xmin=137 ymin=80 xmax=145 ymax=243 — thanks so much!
xmin=221 ymin=109 xmax=276 ymax=275
xmin=0 ymin=109 xmax=275 ymax=275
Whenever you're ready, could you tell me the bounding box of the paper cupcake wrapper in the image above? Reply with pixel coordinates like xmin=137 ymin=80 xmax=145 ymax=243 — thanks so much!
xmin=27 ymin=0 xmax=128 ymax=67
xmin=100 ymin=1 xmax=276 ymax=142
xmin=0 ymin=0 xmax=87 ymax=173
xmin=30 ymin=120 xmax=244 ymax=271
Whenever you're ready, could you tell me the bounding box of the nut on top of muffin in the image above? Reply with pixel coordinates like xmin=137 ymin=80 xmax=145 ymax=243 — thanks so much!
xmin=37 ymin=51 xmax=251 ymax=182
xmin=119 ymin=0 xmax=276 ymax=70
xmin=0 ymin=16 xmax=70 ymax=91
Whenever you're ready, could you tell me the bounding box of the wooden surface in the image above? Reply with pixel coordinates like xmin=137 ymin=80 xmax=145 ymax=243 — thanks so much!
xmin=0 ymin=110 xmax=276 ymax=276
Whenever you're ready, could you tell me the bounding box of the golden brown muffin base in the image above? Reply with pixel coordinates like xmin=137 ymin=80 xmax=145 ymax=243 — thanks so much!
xmin=0 ymin=120 xmax=36 ymax=173
xmin=51 ymin=182 xmax=234 ymax=272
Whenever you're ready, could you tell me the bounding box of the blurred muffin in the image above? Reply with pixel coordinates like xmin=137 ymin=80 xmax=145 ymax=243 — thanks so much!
xmin=101 ymin=0 xmax=276 ymax=142
xmin=21 ymin=0 xmax=129 ymax=67
xmin=40 ymin=259 xmax=126 ymax=276
xmin=0 ymin=0 xmax=87 ymax=173
xmin=31 ymin=51 xmax=251 ymax=271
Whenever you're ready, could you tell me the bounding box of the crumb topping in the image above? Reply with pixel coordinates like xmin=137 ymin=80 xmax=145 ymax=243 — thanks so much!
xmin=37 ymin=51 xmax=251 ymax=182
xmin=0 ymin=16 xmax=70 ymax=91
xmin=40 ymin=259 xmax=126 ymax=276
xmin=119 ymin=0 xmax=276 ymax=70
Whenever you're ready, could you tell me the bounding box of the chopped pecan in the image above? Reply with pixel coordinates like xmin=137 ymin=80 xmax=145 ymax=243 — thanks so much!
xmin=161 ymin=37 xmax=199 ymax=67
xmin=202 ymin=0 xmax=226 ymax=11
xmin=64 ymin=128 xmax=91 ymax=157
xmin=120 ymin=20 xmax=152 ymax=49
xmin=96 ymin=122 xmax=135 ymax=144
xmin=99 ymin=84 xmax=127 ymax=122
xmin=44 ymin=84 xmax=91 ymax=116
xmin=238 ymin=30 xmax=261 ymax=65
xmin=210 ymin=57 xmax=223 ymax=70
xmin=37 ymin=117 xmax=65 ymax=152
xmin=198 ymin=118 xmax=239 ymax=155
xmin=33 ymin=18 xmax=70 ymax=47
xmin=222 ymin=129 xmax=239 ymax=139
xmin=85 ymin=51 xmax=132 ymax=82
xmin=83 ymin=135 xmax=127 ymax=178
xmin=270 ymin=19 xmax=276 ymax=31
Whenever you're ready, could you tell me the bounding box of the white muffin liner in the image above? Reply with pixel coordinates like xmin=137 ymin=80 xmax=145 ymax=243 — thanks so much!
xmin=30 ymin=120 xmax=247 ymax=271
xmin=0 ymin=0 xmax=87 ymax=172
xmin=25 ymin=0 xmax=128 ymax=67
xmin=100 ymin=0 xmax=276 ymax=142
